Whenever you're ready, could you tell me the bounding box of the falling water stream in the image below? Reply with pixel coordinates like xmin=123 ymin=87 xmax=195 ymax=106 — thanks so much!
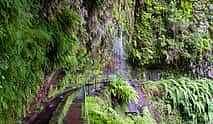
xmin=113 ymin=24 xmax=128 ymax=78
xmin=113 ymin=24 xmax=141 ymax=114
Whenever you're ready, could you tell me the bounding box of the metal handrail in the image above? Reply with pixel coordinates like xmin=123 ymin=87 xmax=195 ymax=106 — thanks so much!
xmin=82 ymin=83 xmax=90 ymax=124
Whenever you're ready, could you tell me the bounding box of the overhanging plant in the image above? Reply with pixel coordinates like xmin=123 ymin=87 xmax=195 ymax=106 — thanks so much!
xmin=109 ymin=78 xmax=137 ymax=104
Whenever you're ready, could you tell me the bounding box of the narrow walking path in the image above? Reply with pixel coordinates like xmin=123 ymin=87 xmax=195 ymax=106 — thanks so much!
xmin=63 ymin=98 xmax=84 ymax=124
xmin=26 ymin=87 xmax=80 ymax=124
xmin=127 ymin=82 xmax=138 ymax=114
xmin=127 ymin=82 xmax=149 ymax=115
xmin=134 ymin=84 xmax=149 ymax=112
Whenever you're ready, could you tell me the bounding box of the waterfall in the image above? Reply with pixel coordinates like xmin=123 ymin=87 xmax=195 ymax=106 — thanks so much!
xmin=113 ymin=24 xmax=127 ymax=78
xmin=112 ymin=23 xmax=138 ymax=113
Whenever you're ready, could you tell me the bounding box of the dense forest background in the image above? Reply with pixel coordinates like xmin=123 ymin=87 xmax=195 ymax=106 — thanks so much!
xmin=0 ymin=0 xmax=212 ymax=123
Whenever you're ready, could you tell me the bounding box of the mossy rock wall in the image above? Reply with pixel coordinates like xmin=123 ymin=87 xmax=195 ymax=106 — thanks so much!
xmin=127 ymin=0 xmax=213 ymax=77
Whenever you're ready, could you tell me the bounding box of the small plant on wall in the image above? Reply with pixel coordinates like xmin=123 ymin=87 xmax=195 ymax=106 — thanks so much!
xmin=109 ymin=78 xmax=137 ymax=104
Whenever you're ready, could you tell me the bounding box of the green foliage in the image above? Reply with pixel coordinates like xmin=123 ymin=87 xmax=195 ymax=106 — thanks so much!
xmin=84 ymin=96 xmax=134 ymax=124
xmin=109 ymin=78 xmax=137 ymax=104
xmin=180 ymin=0 xmax=194 ymax=17
xmin=95 ymin=0 xmax=104 ymax=8
xmin=0 ymin=1 xmax=47 ymax=123
xmin=134 ymin=107 xmax=157 ymax=124
xmin=0 ymin=0 xmax=100 ymax=123
xmin=209 ymin=56 xmax=213 ymax=63
xmin=128 ymin=0 xmax=212 ymax=72
xmin=160 ymin=70 xmax=182 ymax=79
xmin=85 ymin=96 xmax=157 ymax=124
xmin=145 ymin=77 xmax=213 ymax=123
xmin=149 ymin=100 xmax=183 ymax=124
xmin=57 ymin=8 xmax=81 ymax=34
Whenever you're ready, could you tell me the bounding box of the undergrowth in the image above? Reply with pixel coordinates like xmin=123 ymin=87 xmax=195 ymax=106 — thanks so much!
xmin=109 ymin=78 xmax=137 ymax=104
xmin=145 ymin=77 xmax=213 ymax=123
xmin=84 ymin=96 xmax=156 ymax=124
xmin=0 ymin=0 xmax=102 ymax=123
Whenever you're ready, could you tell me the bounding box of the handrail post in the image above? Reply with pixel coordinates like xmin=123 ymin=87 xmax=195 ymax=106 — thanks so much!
xmin=87 ymin=82 xmax=90 ymax=95
xmin=95 ymin=77 xmax=96 ymax=90
xmin=82 ymin=83 xmax=90 ymax=124
xmin=82 ymin=83 xmax=86 ymax=116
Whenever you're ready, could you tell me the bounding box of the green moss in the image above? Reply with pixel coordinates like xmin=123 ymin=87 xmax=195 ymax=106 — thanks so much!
xmin=0 ymin=1 xmax=102 ymax=123
xmin=57 ymin=8 xmax=81 ymax=34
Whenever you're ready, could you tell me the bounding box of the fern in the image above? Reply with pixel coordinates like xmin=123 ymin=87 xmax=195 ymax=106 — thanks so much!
xmin=0 ymin=1 xmax=98 ymax=123
xmin=145 ymin=77 xmax=213 ymax=123
xmin=109 ymin=78 xmax=137 ymax=104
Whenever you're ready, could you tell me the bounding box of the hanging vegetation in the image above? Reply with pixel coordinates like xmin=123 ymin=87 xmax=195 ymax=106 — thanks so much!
xmin=0 ymin=0 xmax=101 ymax=123
xmin=127 ymin=0 xmax=212 ymax=75
xmin=0 ymin=0 xmax=212 ymax=123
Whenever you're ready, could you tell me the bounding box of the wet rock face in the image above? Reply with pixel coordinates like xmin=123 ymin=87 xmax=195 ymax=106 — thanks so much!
xmin=192 ymin=1 xmax=213 ymax=78
xmin=193 ymin=1 xmax=213 ymax=33
xmin=49 ymin=0 xmax=212 ymax=78
xmin=70 ymin=0 xmax=114 ymax=53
